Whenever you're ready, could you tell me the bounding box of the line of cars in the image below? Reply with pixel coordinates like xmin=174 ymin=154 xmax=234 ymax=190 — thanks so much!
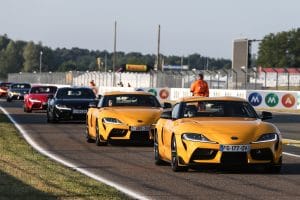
xmin=1 ymin=81 xmax=283 ymax=173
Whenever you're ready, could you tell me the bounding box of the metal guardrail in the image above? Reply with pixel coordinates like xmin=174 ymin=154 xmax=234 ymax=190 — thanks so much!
xmin=8 ymin=69 xmax=300 ymax=90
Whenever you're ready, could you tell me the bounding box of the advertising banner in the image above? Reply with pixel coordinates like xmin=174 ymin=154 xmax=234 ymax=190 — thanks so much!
xmin=135 ymin=87 xmax=170 ymax=101
xmin=247 ymin=90 xmax=298 ymax=109
xmin=125 ymin=64 xmax=147 ymax=72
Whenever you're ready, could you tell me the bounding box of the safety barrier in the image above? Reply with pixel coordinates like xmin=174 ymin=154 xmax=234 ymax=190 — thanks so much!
xmin=98 ymin=86 xmax=300 ymax=110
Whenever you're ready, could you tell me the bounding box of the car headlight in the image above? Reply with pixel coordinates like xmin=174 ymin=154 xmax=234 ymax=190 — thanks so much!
xmin=182 ymin=133 xmax=216 ymax=143
xmin=29 ymin=98 xmax=41 ymax=103
xmin=252 ymin=133 xmax=278 ymax=143
xmin=103 ymin=117 xmax=123 ymax=125
xmin=55 ymin=104 xmax=72 ymax=110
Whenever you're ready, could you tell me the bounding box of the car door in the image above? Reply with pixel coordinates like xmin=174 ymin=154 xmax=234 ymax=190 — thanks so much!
xmin=162 ymin=103 xmax=181 ymax=160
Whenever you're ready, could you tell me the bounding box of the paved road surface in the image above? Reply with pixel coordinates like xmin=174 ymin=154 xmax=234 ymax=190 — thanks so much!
xmin=1 ymin=100 xmax=300 ymax=199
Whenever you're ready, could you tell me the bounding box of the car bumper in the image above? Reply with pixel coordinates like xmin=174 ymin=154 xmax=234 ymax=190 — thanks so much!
xmin=101 ymin=123 xmax=155 ymax=142
xmin=54 ymin=108 xmax=87 ymax=120
xmin=28 ymin=102 xmax=48 ymax=110
xmin=175 ymin=135 xmax=282 ymax=166
xmin=8 ymin=93 xmax=25 ymax=100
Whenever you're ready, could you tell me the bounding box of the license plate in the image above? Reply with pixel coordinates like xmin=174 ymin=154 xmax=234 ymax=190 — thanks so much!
xmin=72 ymin=109 xmax=87 ymax=114
xmin=131 ymin=126 xmax=150 ymax=131
xmin=220 ymin=144 xmax=250 ymax=152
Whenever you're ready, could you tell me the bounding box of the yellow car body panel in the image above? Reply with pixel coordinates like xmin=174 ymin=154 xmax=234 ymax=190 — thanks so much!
xmin=155 ymin=96 xmax=282 ymax=171
xmin=87 ymin=91 xmax=163 ymax=143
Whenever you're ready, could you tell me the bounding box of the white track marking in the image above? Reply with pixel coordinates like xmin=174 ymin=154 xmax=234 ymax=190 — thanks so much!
xmin=283 ymin=152 xmax=300 ymax=158
xmin=0 ymin=106 xmax=149 ymax=200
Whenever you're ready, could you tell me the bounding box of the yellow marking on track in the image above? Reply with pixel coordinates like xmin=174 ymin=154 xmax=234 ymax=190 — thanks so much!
xmin=283 ymin=139 xmax=300 ymax=147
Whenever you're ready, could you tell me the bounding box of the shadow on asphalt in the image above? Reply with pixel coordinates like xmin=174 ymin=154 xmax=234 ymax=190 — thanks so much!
xmin=185 ymin=163 xmax=300 ymax=175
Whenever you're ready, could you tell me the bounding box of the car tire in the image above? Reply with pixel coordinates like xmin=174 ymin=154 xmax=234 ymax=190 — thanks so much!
xmin=95 ymin=121 xmax=107 ymax=146
xmin=24 ymin=105 xmax=32 ymax=113
xmin=47 ymin=110 xmax=57 ymax=123
xmin=85 ymin=124 xmax=94 ymax=143
xmin=171 ymin=135 xmax=188 ymax=172
xmin=6 ymin=97 xmax=12 ymax=102
xmin=154 ymin=131 xmax=164 ymax=165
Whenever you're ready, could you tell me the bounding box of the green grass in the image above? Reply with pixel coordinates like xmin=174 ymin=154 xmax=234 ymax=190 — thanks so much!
xmin=0 ymin=112 xmax=130 ymax=200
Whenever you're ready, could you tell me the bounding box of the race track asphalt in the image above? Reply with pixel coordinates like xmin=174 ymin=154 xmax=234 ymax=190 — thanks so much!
xmin=1 ymin=100 xmax=300 ymax=199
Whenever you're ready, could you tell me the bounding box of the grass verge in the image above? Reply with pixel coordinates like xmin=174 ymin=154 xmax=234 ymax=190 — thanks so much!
xmin=0 ymin=112 xmax=130 ymax=200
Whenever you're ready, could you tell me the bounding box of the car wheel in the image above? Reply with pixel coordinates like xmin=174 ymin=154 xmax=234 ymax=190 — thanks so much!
xmin=24 ymin=105 xmax=32 ymax=113
xmin=85 ymin=124 xmax=94 ymax=143
xmin=265 ymin=157 xmax=282 ymax=174
xmin=154 ymin=131 xmax=164 ymax=165
xmin=95 ymin=121 xmax=107 ymax=146
xmin=47 ymin=110 xmax=57 ymax=123
xmin=6 ymin=97 xmax=12 ymax=102
xmin=171 ymin=135 xmax=188 ymax=172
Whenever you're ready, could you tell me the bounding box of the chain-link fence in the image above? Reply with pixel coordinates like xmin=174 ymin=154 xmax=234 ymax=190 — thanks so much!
xmin=8 ymin=69 xmax=300 ymax=90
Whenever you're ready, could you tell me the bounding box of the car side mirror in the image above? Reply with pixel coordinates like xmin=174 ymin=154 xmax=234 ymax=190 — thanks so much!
xmin=160 ymin=110 xmax=172 ymax=119
xmin=261 ymin=111 xmax=272 ymax=121
xmin=97 ymin=94 xmax=102 ymax=99
xmin=163 ymin=102 xmax=172 ymax=109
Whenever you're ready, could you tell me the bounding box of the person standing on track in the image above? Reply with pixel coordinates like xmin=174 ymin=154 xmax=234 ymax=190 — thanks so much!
xmin=190 ymin=73 xmax=209 ymax=97
xmin=89 ymin=80 xmax=98 ymax=95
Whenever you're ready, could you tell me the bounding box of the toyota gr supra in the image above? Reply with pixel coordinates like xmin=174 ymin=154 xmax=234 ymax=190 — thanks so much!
xmin=86 ymin=91 xmax=165 ymax=145
xmin=0 ymin=82 xmax=12 ymax=97
xmin=23 ymin=85 xmax=57 ymax=112
xmin=154 ymin=96 xmax=282 ymax=173
xmin=7 ymin=83 xmax=31 ymax=102
xmin=47 ymin=87 xmax=96 ymax=122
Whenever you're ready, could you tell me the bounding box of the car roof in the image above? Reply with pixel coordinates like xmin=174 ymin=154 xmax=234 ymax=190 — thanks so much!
xmin=177 ymin=96 xmax=247 ymax=103
xmin=104 ymin=91 xmax=153 ymax=96
xmin=58 ymin=86 xmax=91 ymax=90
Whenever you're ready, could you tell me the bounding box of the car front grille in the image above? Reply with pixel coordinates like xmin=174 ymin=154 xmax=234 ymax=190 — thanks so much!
xmin=109 ymin=129 xmax=127 ymax=138
xmin=250 ymin=148 xmax=273 ymax=161
xmin=130 ymin=131 xmax=150 ymax=141
xmin=190 ymin=148 xmax=217 ymax=162
xmin=221 ymin=152 xmax=248 ymax=165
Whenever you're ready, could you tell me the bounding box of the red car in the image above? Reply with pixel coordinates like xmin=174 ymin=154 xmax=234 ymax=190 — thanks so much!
xmin=23 ymin=85 xmax=57 ymax=112
xmin=0 ymin=82 xmax=12 ymax=97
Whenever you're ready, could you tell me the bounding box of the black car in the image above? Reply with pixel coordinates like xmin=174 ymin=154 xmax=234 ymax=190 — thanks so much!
xmin=7 ymin=83 xmax=31 ymax=102
xmin=47 ymin=87 xmax=96 ymax=122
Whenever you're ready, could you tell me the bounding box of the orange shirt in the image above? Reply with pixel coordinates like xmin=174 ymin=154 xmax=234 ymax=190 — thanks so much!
xmin=190 ymin=80 xmax=209 ymax=97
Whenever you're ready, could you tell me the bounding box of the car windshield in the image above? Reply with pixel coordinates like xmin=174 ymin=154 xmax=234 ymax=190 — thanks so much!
xmin=103 ymin=94 xmax=161 ymax=107
xmin=11 ymin=83 xmax=31 ymax=89
xmin=30 ymin=86 xmax=57 ymax=94
xmin=182 ymin=100 xmax=258 ymax=118
xmin=56 ymin=88 xmax=96 ymax=99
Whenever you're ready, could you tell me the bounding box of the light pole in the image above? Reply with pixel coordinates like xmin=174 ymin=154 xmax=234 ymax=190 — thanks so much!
xmin=39 ymin=51 xmax=43 ymax=83
xmin=240 ymin=66 xmax=247 ymax=89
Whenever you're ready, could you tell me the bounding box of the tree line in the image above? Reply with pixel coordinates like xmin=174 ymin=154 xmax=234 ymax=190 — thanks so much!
xmin=1 ymin=28 xmax=299 ymax=79
xmin=257 ymin=28 xmax=300 ymax=68
xmin=0 ymin=34 xmax=231 ymax=79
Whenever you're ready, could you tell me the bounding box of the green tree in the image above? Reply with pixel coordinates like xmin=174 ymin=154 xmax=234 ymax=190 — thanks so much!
xmin=257 ymin=28 xmax=300 ymax=68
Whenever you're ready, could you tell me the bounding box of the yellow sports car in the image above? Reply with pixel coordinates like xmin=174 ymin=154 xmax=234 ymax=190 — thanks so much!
xmin=154 ymin=96 xmax=282 ymax=173
xmin=86 ymin=91 xmax=164 ymax=145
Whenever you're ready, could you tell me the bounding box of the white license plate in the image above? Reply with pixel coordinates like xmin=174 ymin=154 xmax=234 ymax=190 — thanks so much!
xmin=131 ymin=126 xmax=150 ymax=131
xmin=72 ymin=109 xmax=87 ymax=114
xmin=220 ymin=144 xmax=250 ymax=152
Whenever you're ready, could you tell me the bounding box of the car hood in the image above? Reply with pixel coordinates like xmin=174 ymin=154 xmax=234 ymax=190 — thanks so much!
xmin=102 ymin=107 xmax=163 ymax=126
xmin=176 ymin=117 xmax=278 ymax=144
xmin=28 ymin=94 xmax=52 ymax=102
xmin=56 ymin=99 xmax=95 ymax=109
xmin=9 ymin=88 xmax=30 ymax=93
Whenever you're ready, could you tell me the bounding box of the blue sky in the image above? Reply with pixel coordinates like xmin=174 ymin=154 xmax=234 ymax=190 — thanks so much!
xmin=1 ymin=0 xmax=299 ymax=59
